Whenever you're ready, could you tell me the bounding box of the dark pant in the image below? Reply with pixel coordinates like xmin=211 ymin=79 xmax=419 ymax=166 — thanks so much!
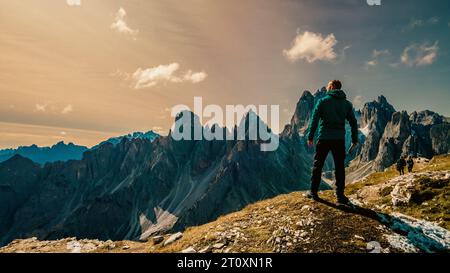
xmin=311 ymin=140 xmax=346 ymax=196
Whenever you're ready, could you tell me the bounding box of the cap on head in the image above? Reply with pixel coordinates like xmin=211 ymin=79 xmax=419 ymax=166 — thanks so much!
xmin=327 ymin=80 xmax=342 ymax=91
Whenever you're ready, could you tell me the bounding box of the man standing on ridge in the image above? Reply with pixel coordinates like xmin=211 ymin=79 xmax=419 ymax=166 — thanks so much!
xmin=306 ymin=80 xmax=359 ymax=205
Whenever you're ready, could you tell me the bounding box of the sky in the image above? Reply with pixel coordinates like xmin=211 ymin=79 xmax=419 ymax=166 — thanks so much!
xmin=0 ymin=0 xmax=449 ymax=148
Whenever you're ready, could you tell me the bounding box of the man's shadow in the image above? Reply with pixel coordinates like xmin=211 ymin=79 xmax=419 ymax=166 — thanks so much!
xmin=314 ymin=197 xmax=449 ymax=253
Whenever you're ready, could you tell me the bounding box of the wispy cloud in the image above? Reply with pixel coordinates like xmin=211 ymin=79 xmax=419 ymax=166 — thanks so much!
xmin=405 ymin=16 xmax=440 ymax=31
xmin=111 ymin=7 xmax=139 ymax=37
xmin=365 ymin=49 xmax=390 ymax=68
xmin=283 ymin=31 xmax=338 ymax=63
xmin=400 ymin=41 xmax=439 ymax=67
xmin=35 ymin=104 xmax=47 ymax=112
xmin=131 ymin=63 xmax=207 ymax=89
xmin=66 ymin=0 xmax=81 ymax=6
xmin=61 ymin=104 xmax=73 ymax=114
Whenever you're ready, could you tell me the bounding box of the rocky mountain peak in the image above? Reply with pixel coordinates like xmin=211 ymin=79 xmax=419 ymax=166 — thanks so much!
xmin=290 ymin=90 xmax=315 ymax=134
xmin=2 ymin=154 xmax=36 ymax=167
xmin=360 ymin=96 xmax=396 ymax=129
xmin=410 ymin=110 xmax=445 ymax=126
xmin=356 ymin=96 xmax=396 ymax=163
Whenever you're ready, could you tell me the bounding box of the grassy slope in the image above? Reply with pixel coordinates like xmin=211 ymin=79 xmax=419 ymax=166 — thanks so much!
xmin=345 ymin=154 xmax=450 ymax=230
xmin=154 ymin=192 xmax=396 ymax=253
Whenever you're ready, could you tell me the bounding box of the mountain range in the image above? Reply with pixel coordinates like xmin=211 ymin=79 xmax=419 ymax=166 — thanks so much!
xmin=0 ymin=131 xmax=160 ymax=165
xmin=0 ymin=142 xmax=88 ymax=165
xmin=0 ymin=88 xmax=448 ymax=246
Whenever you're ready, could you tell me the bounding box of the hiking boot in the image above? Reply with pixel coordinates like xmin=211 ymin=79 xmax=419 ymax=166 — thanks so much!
xmin=306 ymin=191 xmax=319 ymax=201
xmin=336 ymin=194 xmax=350 ymax=205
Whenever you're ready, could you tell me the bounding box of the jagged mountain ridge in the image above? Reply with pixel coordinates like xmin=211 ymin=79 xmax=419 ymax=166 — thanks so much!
xmin=0 ymin=110 xmax=320 ymax=246
xmin=0 ymin=131 xmax=159 ymax=165
xmin=349 ymin=97 xmax=449 ymax=181
xmin=91 ymin=131 xmax=159 ymax=150
xmin=0 ymin=88 xmax=448 ymax=246
xmin=0 ymin=142 xmax=88 ymax=165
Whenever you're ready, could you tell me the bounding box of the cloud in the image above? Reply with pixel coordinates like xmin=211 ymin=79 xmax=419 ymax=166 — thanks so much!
xmin=365 ymin=49 xmax=390 ymax=68
xmin=405 ymin=17 xmax=440 ymax=31
xmin=61 ymin=104 xmax=73 ymax=114
xmin=66 ymin=0 xmax=81 ymax=6
xmin=283 ymin=31 xmax=338 ymax=63
xmin=366 ymin=60 xmax=377 ymax=67
xmin=131 ymin=63 xmax=207 ymax=89
xmin=183 ymin=70 xmax=208 ymax=83
xmin=400 ymin=41 xmax=439 ymax=67
xmin=372 ymin=49 xmax=390 ymax=58
xmin=111 ymin=7 xmax=139 ymax=36
xmin=352 ymin=95 xmax=364 ymax=109
xmin=35 ymin=104 xmax=47 ymax=112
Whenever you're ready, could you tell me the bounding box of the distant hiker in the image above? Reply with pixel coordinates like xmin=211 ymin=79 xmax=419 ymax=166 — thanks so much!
xmin=306 ymin=80 xmax=359 ymax=205
xmin=407 ymin=156 xmax=414 ymax=173
xmin=396 ymin=156 xmax=407 ymax=176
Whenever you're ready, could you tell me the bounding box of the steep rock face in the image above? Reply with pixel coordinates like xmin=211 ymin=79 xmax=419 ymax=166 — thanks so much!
xmin=430 ymin=124 xmax=450 ymax=154
xmin=374 ymin=111 xmax=411 ymax=171
xmin=288 ymin=87 xmax=327 ymax=136
xmin=290 ymin=91 xmax=314 ymax=135
xmin=358 ymin=96 xmax=396 ymax=162
xmin=405 ymin=111 xmax=446 ymax=158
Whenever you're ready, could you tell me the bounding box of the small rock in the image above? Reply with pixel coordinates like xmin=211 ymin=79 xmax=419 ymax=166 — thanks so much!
xmin=163 ymin=232 xmax=183 ymax=246
xmin=181 ymin=247 xmax=197 ymax=253
xmin=354 ymin=235 xmax=365 ymax=241
xmin=122 ymin=245 xmax=130 ymax=250
xmin=367 ymin=241 xmax=382 ymax=253
xmin=213 ymin=243 xmax=225 ymax=249
xmin=301 ymin=205 xmax=311 ymax=211
xmin=105 ymin=240 xmax=116 ymax=250
xmin=152 ymin=235 xmax=164 ymax=245
xmin=199 ymin=246 xmax=212 ymax=253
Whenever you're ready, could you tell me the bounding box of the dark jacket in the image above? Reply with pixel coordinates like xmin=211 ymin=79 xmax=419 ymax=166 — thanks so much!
xmin=397 ymin=158 xmax=406 ymax=169
xmin=307 ymin=89 xmax=358 ymax=143
xmin=407 ymin=159 xmax=414 ymax=167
